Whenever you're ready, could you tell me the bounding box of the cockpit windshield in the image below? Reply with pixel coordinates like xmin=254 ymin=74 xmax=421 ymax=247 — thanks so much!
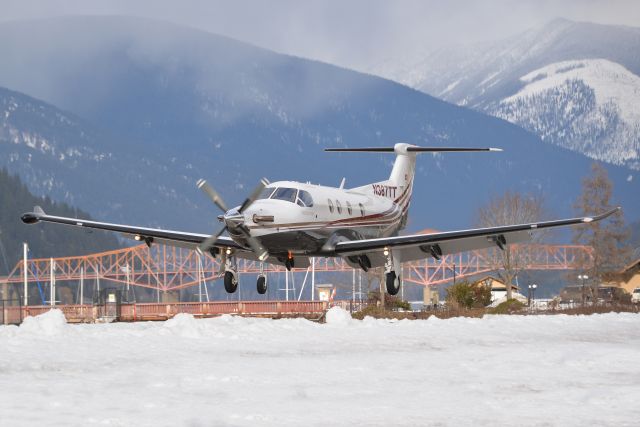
xmin=259 ymin=186 xmax=314 ymax=206
xmin=271 ymin=187 xmax=298 ymax=203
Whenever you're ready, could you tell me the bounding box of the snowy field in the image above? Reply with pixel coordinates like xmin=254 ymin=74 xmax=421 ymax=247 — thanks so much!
xmin=0 ymin=309 xmax=639 ymax=427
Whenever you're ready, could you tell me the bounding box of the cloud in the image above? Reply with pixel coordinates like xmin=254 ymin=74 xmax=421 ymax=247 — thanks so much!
xmin=0 ymin=0 xmax=638 ymax=70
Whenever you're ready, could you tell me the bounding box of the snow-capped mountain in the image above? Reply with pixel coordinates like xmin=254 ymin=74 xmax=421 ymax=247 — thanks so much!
xmin=368 ymin=19 xmax=640 ymax=170
xmin=492 ymin=59 xmax=640 ymax=169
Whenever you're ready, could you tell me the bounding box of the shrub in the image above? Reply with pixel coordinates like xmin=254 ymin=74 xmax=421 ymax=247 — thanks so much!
xmin=446 ymin=281 xmax=490 ymax=309
xmin=488 ymin=299 xmax=526 ymax=314
xmin=367 ymin=290 xmax=411 ymax=311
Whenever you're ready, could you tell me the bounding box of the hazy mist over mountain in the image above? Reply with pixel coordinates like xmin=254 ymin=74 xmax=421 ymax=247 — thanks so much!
xmin=1 ymin=15 xmax=638 ymax=235
xmin=0 ymin=4 xmax=638 ymax=234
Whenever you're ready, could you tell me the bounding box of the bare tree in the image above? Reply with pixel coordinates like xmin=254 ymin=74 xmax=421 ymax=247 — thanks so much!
xmin=573 ymin=163 xmax=631 ymax=296
xmin=477 ymin=191 xmax=546 ymax=300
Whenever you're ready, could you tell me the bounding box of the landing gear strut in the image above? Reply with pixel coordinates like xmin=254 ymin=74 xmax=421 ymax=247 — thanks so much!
xmin=257 ymin=262 xmax=267 ymax=294
xmin=223 ymin=253 xmax=238 ymax=293
xmin=384 ymin=247 xmax=401 ymax=296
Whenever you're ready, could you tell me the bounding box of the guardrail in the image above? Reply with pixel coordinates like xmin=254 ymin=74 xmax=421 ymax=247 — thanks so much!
xmin=7 ymin=300 xmax=333 ymax=324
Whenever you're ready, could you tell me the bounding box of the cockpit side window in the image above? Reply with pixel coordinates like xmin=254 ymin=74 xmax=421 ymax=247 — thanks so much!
xmin=272 ymin=187 xmax=298 ymax=203
xmin=328 ymin=199 xmax=334 ymax=213
xmin=297 ymin=190 xmax=314 ymax=207
xmin=258 ymin=187 xmax=276 ymax=200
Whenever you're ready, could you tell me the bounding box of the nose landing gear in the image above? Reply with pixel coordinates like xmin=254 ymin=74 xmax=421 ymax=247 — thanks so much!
xmin=257 ymin=262 xmax=267 ymax=294
xmin=257 ymin=275 xmax=267 ymax=294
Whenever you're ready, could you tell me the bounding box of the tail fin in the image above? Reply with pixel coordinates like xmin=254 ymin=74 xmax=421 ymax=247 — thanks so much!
xmin=326 ymin=143 xmax=502 ymax=227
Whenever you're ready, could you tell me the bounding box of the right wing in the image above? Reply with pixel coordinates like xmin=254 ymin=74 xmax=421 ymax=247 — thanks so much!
xmin=333 ymin=208 xmax=619 ymax=266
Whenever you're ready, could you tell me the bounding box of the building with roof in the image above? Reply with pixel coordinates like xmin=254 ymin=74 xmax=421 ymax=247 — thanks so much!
xmin=470 ymin=275 xmax=527 ymax=305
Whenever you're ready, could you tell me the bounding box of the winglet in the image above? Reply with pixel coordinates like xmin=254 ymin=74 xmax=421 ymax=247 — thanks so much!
xmin=584 ymin=207 xmax=621 ymax=223
xmin=21 ymin=206 xmax=46 ymax=224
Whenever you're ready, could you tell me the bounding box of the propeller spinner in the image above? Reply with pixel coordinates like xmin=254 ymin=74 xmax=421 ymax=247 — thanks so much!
xmin=196 ymin=178 xmax=270 ymax=261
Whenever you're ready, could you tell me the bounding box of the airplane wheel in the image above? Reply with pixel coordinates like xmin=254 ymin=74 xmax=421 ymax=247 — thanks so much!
xmin=224 ymin=271 xmax=238 ymax=293
xmin=385 ymin=271 xmax=400 ymax=295
xmin=257 ymin=275 xmax=267 ymax=295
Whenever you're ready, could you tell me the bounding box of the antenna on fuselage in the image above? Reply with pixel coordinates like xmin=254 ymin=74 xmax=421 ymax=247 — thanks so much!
xmin=339 ymin=177 xmax=346 ymax=189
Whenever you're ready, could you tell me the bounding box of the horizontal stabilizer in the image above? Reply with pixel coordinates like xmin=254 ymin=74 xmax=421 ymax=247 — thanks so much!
xmin=325 ymin=146 xmax=502 ymax=153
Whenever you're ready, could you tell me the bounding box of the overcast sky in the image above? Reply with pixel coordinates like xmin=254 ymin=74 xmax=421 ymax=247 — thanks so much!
xmin=1 ymin=0 xmax=639 ymax=69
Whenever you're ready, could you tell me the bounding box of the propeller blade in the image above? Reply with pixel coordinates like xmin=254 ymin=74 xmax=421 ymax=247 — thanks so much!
xmin=198 ymin=225 xmax=227 ymax=254
xmin=245 ymin=235 xmax=269 ymax=262
xmin=196 ymin=179 xmax=228 ymax=213
xmin=238 ymin=178 xmax=269 ymax=213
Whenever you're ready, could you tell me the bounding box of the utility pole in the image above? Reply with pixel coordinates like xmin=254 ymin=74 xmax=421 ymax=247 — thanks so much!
xmin=50 ymin=258 xmax=56 ymax=306
xmin=80 ymin=266 xmax=84 ymax=305
xmin=285 ymin=269 xmax=289 ymax=301
xmin=311 ymin=257 xmax=315 ymax=301
xmin=23 ymin=242 xmax=28 ymax=306
xmin=352 ymin=268 xmax=356 ymax=304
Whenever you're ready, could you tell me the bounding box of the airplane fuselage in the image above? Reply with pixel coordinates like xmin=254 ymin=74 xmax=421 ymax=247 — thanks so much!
xmin=225 ymin=180 xmax=410 ymax=257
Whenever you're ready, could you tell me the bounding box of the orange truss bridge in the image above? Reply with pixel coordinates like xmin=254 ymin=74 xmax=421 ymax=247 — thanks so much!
xmin=0 ymin=243 xmax=592 ymax=296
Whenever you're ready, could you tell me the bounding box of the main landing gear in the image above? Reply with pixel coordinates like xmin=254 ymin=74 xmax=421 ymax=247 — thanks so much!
xmin=223 ymin=254 xmax=238 ymax=293
xmin=384 ymin=247 xmax=402 ymax=296
xmin=222 ymin=254 xmax=269 ymax=295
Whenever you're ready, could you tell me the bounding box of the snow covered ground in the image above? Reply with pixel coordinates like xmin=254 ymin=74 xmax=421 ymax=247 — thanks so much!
xmin=1 ymin=309 xmax=639 ymax=426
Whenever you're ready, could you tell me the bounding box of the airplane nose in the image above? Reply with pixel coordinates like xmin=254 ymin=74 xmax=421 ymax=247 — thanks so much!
xmin=222 ymin=211 xmax=245 ymax=228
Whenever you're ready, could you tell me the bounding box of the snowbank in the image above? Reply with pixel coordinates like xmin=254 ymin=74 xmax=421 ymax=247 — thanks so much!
xmin=19 ymin=308 xmax=68 ymax=336
xmin=0 ymin=311 xmax=638 ymax=426
xmin=325 ymin=306 xmax=352 ymax=325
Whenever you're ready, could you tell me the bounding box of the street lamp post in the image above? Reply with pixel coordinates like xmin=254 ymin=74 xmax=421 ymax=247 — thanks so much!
xmin=578 ymin=274 xmax=589 ymax=306
xmin=527 ymin=284 xmax=538 ymax=308
xmin=531 ymin=284 xmax=537 ymax=307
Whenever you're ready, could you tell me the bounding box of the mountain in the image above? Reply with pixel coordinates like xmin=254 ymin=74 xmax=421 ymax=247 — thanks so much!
xmin=0 ymin=16 xmax=638 ymax=236
xmin=0 ymin=86 xmax=202 ymax=229
xmin=368 ymin=19 xmax=640 ymax=171
xmin=0 ymin=168 xmax=120 ymax=274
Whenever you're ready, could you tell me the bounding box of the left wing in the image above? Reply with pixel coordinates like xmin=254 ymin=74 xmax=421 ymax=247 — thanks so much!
xmin=20 ymin=206 xmax=311 ymax=268
xmin=334 ymin=208 xmax=620 ymax=265
xmin=21 ymin=206 xmax=246 ymax=253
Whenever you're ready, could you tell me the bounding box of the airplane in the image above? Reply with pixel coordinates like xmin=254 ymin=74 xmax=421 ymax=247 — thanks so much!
xmin=21 ymin=143 xmax=619 ymax=296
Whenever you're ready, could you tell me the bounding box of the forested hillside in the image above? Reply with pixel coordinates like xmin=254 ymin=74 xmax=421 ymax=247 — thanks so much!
xmin=0 ymin=168 xmax=121 ymax=274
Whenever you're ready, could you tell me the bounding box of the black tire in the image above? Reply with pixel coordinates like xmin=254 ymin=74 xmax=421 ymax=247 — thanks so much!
xmin=224 ymin=271 xmax=238 ymax=293
xmin=385 ymin=271 xmax=400 ymax=295
xmin=257 ymin=275 xmax=267 ymax=294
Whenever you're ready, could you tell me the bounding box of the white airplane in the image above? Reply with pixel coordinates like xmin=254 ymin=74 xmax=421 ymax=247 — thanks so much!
xmin=22 ymin=143 xmax=618 ymax=296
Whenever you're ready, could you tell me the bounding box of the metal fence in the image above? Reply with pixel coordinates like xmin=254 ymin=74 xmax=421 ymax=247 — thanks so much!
xmin=0 ymin=299 xmax=23 ymax=325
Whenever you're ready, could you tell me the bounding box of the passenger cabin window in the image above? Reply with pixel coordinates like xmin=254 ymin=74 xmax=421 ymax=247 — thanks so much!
xmin=296 ymin=190 xmax=314 ymax=207
xmin=272 ymin=187 xmax=298 ymax=203
xmin=359 ymin=203 xmax=365 ymax=217
xmin=336 ymin=200 xmax=342 ymax=214
xmin=346 ymin=201 xmax=352 ymax=215
xmin=328 ymin=199 xmax=334 ymax=213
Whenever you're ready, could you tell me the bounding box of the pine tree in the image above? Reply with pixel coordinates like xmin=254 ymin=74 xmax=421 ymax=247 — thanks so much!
xmin=573 ymin=163 xmax=631 ymax=290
